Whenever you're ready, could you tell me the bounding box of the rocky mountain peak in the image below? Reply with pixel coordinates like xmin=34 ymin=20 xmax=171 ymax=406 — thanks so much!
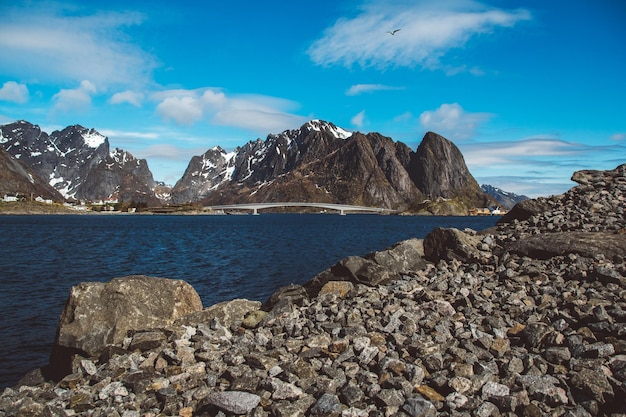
xmin=0 ymin=121 xmax=159 ymax=204
xmin=412 ymin=131 xmax=480 ymax=199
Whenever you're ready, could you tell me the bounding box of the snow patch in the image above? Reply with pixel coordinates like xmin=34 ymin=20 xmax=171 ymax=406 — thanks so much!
xmin=83 ymin=130 xmax=106 ymax=148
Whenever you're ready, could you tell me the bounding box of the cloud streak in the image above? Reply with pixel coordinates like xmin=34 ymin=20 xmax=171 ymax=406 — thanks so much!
xmin=153 ymin=88 xmax=307 ymax=134
xmin=419 ymin=103 xmax=492 ymax=139
xmin=346 ymin=83 xmax=404 ymax=96
xmin=308 ymin=0 xmax=531 ymax=71
xmin=461 ymin=137 xmax=625 ymax=171
xmin=0 ymin=4 xmax=156 ymax=89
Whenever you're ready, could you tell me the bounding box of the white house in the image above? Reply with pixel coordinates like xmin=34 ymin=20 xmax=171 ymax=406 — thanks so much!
xmin=3 ymin=194 xmax=18 ymax=202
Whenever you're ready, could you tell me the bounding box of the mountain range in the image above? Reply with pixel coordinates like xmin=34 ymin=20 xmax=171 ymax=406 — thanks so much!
xmin=480 ymin=184 xmax=529 ymax=210
xmin=0 ymin=120 xmax=515 ymax=213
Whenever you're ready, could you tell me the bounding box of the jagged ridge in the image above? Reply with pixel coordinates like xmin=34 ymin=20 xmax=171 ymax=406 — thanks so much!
xmin=0 ymin=121 xmax=160 ymax=205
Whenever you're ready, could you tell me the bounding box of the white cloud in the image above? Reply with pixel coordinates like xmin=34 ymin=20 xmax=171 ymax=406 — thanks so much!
xmin=610 ymin=132 xmax=625 ymax=141
xmin=110 ymin=91 xmax=144 ymax=107
xmin=461 ymin=137 xmax=626 ymax=197
xmin=346 ymin=83 xmax=403 ymax=96
xmin=308 ymin=0 xmax=531 ymax=71
xmin=0 ymin=5 xmax=156 ymax=89
xmin=461 ymin=137 xmax=586 ymax=166
xmin=156 ymin=96 xmax=205 ymax=125
xmin=419 ymin=103 xmax=492 ymax=139
xmin=351 ymin=110 xmax=367 ymax=128
xmin=0 ymin=81 xmax=29 ymax=103
xmin=52 ymin=80 xmax=97 ymax=112
xmin=154 ymin=88 xmax=307 ymax=134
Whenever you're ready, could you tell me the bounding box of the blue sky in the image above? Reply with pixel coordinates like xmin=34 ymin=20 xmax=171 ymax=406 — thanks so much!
xmin=0 ymin=0 xmax=624 ymax=197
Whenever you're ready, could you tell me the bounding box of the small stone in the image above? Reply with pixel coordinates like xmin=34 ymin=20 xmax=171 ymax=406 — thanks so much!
xmin=448 ymin=376 xmax=472 ymax=394
xmin=544 ymin=347 xmax=572 ymax=364
xmin=242 ymin=310 xmax=266 ymax=328
xmin=319 ymin=281 xmax=354 ymax=297
xmin=375 ymin=388 xmax=404 ymax=407
xmin=80 ymin=359 xmax=98 ymax=376
xmin=206 ymin=391 xmax=261 ymax=415
xmin=482 ymin=381 xmax=510 ymax=399
xmin=178 ymin=407 xmax=193 ymax=417
xmin=415 ymin=385 xmax=445 ymax=402
xmin=570 ymin=368 xmax=614 ymax=403
xmin=403 ymin=396 xmax=437 ymax=417
xmin=309 ymin=393 xmax=341 ymax=416
xmin=517 ymin=374 xmax=568 ymax=406
xmin=445 ymin=392 xmax=468 ymax=410
xmin=475 ymin=401 xmax=499 ymax=417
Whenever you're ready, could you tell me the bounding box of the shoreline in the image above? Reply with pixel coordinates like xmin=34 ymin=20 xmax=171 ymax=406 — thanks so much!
xmin=1 ymin=164 xmax=624 ymax=416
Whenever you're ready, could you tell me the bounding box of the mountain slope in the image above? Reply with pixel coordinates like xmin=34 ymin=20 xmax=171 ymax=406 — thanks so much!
xmin=481 ymin=184 xmax=529 ymax=209
xmin=411 ymin=131 xmax=484 ymax=202
xmin=0 ymin=121 xmax=159 ymax=205
xmin=0 ymin=146 xmax=64 ymax=200
xmin=172 ymin=121 xmax=492 ymax=213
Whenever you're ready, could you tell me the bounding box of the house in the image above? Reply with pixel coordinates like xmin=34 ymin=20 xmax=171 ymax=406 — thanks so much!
xmin=35 ymin=196 xmax=53 ymax=204
xmin=3 ymin=194 xmax=18 ymax=202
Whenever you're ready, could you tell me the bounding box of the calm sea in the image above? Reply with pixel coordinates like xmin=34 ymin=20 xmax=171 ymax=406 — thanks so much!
xmin=0 ymin=213 xmax=498 ymax=388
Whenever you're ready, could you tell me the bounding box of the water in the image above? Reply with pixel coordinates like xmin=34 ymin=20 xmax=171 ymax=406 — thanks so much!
xmin=0 ymin=213 xmax=498 ymax=388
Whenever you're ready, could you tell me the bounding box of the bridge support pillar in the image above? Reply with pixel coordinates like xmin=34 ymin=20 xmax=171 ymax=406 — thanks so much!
xmin=253 ymin=208 xmax=259 ymax=215
xmin=340 ymin=209 xmax=345 ymax=215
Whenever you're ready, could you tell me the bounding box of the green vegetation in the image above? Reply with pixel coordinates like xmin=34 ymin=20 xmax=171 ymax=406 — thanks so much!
xmin=0 ymin=201 xmax=78 ymax=215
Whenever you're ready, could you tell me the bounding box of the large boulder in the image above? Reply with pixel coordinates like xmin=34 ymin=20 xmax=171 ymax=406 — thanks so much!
xmin=46 ymin=276 xmax=202 ymax=380
xmin=423 ymin=227 xmax=481 ymax=263
xmin=364 ymin=238 xmax=426 ymax=273
xmin=303 ymin=256 xmax=392 ymax=299
xmin=506 ymin=231 xmax=626 ymax=261
xmin=497 ymin=198 xmax=552 ymax=224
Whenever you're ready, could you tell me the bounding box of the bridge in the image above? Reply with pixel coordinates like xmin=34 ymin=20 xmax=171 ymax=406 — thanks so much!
xmin=204 ymin=202 xmax=395 ymax=215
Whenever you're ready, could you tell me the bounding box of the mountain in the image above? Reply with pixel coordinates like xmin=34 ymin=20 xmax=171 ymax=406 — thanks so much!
xmin=481 ymin=184 xmax=529 ymax=209
xmin=0 ymin=121 xmax=160 ymax=205
xmin=171 ymin=120 xmax=493 ymax=213
xmin=0 ymin=146 xmax=64 ymax=200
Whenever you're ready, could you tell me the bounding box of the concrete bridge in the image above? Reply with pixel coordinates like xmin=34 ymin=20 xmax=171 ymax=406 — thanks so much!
xmin=204 ymin=202 xmax=395 ymax=215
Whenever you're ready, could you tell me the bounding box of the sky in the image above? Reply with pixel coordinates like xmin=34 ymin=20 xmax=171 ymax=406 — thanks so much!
xmin=0 ymin=0 xmax=624 ymax=198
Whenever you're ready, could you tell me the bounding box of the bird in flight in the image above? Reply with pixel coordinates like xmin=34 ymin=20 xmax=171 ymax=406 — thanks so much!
xmin=387 ymin=29 xmax=401 ymax=35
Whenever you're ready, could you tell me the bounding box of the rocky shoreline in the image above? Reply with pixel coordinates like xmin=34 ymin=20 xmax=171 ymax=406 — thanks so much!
xmin=1 ymin=164 xmax=625 ymax=417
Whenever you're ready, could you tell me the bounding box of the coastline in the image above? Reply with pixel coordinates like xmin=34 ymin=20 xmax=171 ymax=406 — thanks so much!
xmin=1 ymin=164 xmax=624 ymax=416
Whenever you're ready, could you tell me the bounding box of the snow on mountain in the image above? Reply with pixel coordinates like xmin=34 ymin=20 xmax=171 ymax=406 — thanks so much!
xmin=0 ymin=121 xmax=159 ymax=204
xmin=83 ymin=129 xmax=107 ymax=148
xmin=481 ymin=184 xmax=529 ymax=209
xmin=302 ymin=119 xmax=352 ymax=139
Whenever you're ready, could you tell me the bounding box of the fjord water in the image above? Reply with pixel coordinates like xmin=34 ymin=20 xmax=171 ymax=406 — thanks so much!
xmin=0 ymin=213 xmax=498 ymax=388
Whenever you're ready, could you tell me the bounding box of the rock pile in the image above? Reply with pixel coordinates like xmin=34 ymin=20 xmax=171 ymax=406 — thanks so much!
xmin=1 ymin=164 xmax=625 ymax=417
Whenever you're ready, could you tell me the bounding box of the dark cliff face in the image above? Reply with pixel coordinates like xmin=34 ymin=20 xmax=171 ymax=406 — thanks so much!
xmin=0 ymin=121 xmax=159 ymax=204
xmin=0 ymin=146 xmax=64 ymax=200
xmin=410 ymin=131 xmax=492 ymax=208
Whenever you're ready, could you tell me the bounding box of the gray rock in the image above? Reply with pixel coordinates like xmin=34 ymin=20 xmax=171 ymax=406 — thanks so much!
xmin=48 ymin=275 xmax=202 ymax=380
xmin=205 ymin=391 xmax=261 ymax=414
xmin=309 ymin=393 xmax=341 ymax=415
xmin=365 ymin=238 xmax=426 ymax=274
xmin=402 ymin=396 xmax=437 ymax=417
xmin=423 ymin=227 xmax=481 ymax=262
xmin=570 ymin=368 xmax=615 ymax=403
xmin=506 ymin=231 xmax=626 ymax=260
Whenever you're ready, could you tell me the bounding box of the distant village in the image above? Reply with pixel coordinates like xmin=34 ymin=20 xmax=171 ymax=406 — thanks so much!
xmin=1 ymin=193 xmax=137 ymax=212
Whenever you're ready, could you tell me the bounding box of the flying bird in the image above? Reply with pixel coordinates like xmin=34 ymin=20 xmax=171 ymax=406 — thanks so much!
xmin=387 ymin=29 xmax=401 ymax=35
